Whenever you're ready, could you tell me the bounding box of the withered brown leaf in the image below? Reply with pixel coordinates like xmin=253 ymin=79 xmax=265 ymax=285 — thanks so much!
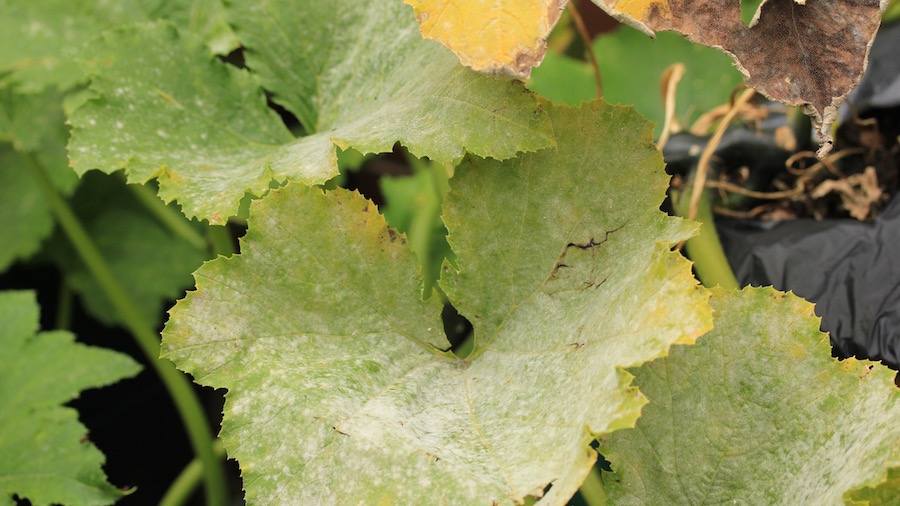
xmin=592 ymin=0 xmax=888 ymax=156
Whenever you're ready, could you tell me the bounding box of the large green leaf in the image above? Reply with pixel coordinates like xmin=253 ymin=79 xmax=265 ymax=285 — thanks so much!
xmin=593 ymin=26 xmax=743 ymax=135
xmin=0 ymin=0 xmax=235 ymax=93
xmin=0 ymin=291 xmax=141 ymax=506
xmin=600 ymin=286 xmax=900 ymax=505
xmin=162 ymin=101 xmax=712 ymax=504
xmin=47 ymin=172 xmax=210 ymax=328
xmin=68 ymin=0 xmax=554 ymax=224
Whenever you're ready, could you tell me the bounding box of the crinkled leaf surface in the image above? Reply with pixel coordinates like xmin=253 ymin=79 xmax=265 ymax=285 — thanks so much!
xmin=589 ymin=0 xmax=887 ymax=154
xmin=69 ymin=0 xmax=554 ymax=224
xmin=0 ymin=90 xmax=76 ymax=270
xmin=0 ymin=0 xmax=234 ymax=93
xmin=402 ymin=0 xmax=565 ymax=79
xmin=47 ymin=172 xmax=209 ymax=328
xmin=0 ymin=291 xmax=141 ymax=506
xmin=162 ymin=101 xmax=711 ymax=504
xmin=600 ymin=286 xmax=900 ymax=505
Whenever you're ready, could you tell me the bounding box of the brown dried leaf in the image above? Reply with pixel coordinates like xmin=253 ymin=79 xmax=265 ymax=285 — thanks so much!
xmin=590 ymin=0 xmax=888 ymax=155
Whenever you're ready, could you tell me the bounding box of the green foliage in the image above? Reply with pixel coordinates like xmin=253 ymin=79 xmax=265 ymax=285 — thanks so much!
xmin=0 ymin=291 xmax=140 ymax=505
xmin=69 ymin=0 xmax=554 ymax=223
xmin=530 ymin=25 xmax=744 ymax=136
xmin=161 ymin=101 xmax=712 ymax=504
xmin=0 ymin=0 xmax=897 ymax=504
xmin=600 ymin=286 xmax=900 ymax=504
xmin=0 ymin=0 xmax=234 ymax=93
xmin=46 ymin=172 xmax=211 ymax=328
xmin=379 ymin=155 xmax=452 ymax=297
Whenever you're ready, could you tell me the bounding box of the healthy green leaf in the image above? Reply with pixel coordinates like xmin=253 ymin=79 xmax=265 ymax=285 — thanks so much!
xmin=599 ymin=286 xmax=900 ymax=505
xmin=68 ymin=0 xmax=554 ymax=224
xmin=0 ymin=290 xmax=141 ymax=506
xmin=526 ymin=51 xmax=598 ymax=106
xmin=529 ymin=25 xmax=744 ymax=137
xmin=47 ymin=172 xmax=210 ymax=328
xmin=162 ymin=100 xmax=712 ymax=504
xmin=592 ymin=26 xmax=743 ymax=136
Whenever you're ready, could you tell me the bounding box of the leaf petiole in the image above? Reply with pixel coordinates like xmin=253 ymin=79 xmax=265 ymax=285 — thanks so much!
xmin=24 ymin=152 xmax=228 ymax=506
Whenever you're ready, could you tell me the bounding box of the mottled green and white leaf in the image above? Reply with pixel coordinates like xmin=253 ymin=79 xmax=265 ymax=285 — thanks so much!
xmin=0 ymin=291 xmax=141 ymax=506
xmin=162 ymin=101 xmax=711 ymax=504
xmin=69 ymin=0 xmax=553 ymax=223
xmin=600 ymin=287 xmax=900 ymax=505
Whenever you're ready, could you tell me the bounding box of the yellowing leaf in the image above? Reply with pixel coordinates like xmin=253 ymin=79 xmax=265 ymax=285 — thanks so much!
xmin=590 ymin=0 xmax=887 ymax=155
xmin=404 ymin=0 xmax=565 ymax=79
xmin=607 ymin=0 xmax=671 ymax=23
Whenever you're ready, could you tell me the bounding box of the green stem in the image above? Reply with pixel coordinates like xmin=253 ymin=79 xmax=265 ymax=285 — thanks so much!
xmin=128 ymin=183 xmax=207 ymax=251
xmin=671 ymin=187 xmax=740 ymax=290
xmin=578 ymin=466 xmax=608 ymax=506
xmin=26 ymin=154 xmax=228 ymax=506
xmin=160 ymin=439 xmax=227 ymax=506
xmin=55 ymin=277 xmax=72 ymax=330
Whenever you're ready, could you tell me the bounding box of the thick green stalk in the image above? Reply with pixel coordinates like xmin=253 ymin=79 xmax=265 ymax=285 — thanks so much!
xmin=26 ymin=153 xmax=228 ymax=506
xmin=128 ymin=183 xmax=207 ymax=251
xmin=671 ymin=187 xmax=740 ymax=290
xmin=578 ymin=466 xmax=608 ymax=506
xmin=160 ymin=439 xmax=227 ymax=506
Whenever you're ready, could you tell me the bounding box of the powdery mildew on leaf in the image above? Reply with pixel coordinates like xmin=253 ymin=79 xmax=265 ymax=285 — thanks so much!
xmin=600 ymin=286 xmax=900 ymax=505
xmin=162 ymin=100 xmax=712 ymax=504
xmin=225 ymin=0 xmax=554 ymax=155
xmin=403 ymin=0 xmax=566 ymax=79
xmin=69 ymin=0 xmax=553 ymax=224
xmin=0 ymin=291 xmax=141 ymax=506
xmin=590 ymin=0 xmax=888 ymax=155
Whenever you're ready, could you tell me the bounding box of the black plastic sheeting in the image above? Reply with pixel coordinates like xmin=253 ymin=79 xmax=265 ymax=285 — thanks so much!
xmin=843 ymin=20 xmax=900 ymax=116
xmin=713 ymin=21 xmax=900 ymax=370
xmin=717 ymin=194 xmax=900 ymax=369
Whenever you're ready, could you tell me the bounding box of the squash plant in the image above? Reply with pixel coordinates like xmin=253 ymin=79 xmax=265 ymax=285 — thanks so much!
xmin=0 ymin=0 xmax=898 ymax=504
